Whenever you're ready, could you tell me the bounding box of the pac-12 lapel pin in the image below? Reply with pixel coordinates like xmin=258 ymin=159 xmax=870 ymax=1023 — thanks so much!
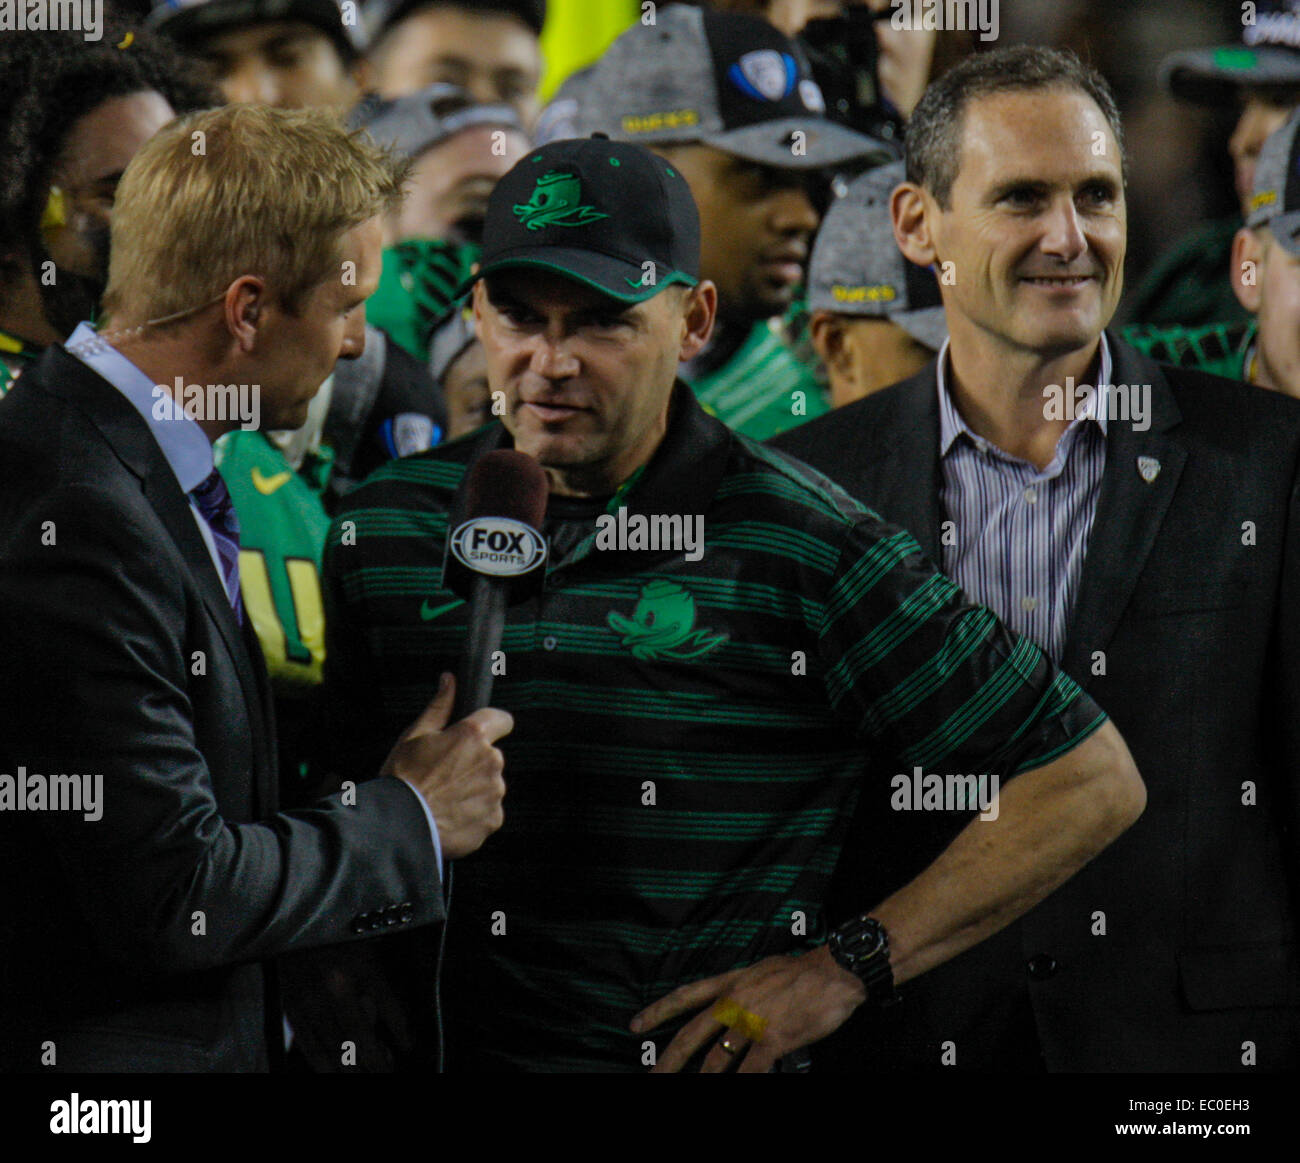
xmin=1137 ymin=456 xmax=1161 ymax=483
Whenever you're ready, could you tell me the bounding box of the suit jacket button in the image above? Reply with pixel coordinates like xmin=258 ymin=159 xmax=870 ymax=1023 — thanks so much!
xmin=351 ymin=917 xmax=367 ymax=934
xmin=399 ymin=908 xmax=414 ymax=923
xmin=1027 ymin=954 xmax=1058 ymax=980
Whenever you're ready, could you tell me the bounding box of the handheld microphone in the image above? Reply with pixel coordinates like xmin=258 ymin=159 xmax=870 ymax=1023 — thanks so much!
xmin=441 ymin=450 xmax=549 ymax=718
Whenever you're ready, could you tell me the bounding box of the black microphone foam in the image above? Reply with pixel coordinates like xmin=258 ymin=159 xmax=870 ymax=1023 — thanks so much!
xmin=464 ymin=449 xmax=548 ymax=529
xmin=442 ymin=450 xmax=550 ymax=718
xmin=442 ymin=450 xmax=550 ymax=605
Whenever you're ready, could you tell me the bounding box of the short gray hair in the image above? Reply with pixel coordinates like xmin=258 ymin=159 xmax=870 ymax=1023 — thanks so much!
xmin=906 ymin=46 xmax=1126 ymax=208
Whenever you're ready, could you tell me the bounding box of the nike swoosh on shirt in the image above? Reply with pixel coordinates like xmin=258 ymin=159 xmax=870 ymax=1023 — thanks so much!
xmin=251 ymin=467 xmax=293 ymax=495
xmin=420 ymin=598 xmax=464 ymax=621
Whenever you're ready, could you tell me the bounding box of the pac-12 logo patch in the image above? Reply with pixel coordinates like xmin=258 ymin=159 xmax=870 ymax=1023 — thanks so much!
xmin=728 ymin=50 xmax=797 ymax=102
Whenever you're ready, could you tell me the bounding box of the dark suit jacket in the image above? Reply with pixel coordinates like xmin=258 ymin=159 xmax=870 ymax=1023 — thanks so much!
xmin=0 ymin=347 xmax=444 ymax=1072
xmin=773 ymin=334 xmax=1300 ymax=1071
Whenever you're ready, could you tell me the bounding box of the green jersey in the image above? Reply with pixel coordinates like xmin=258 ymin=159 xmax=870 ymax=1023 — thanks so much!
xmin=1119 ymin=318 xmax=1256 ymax=381
xmin=366 ymin=238 xmax=480 ymax=363
xmin=322 ymin=385 xmax=1107 ymax=1070
xmin=685 ymin=319 xmax=829 ymax=440
xmin=215 ymin=430 xmax=333 ymax=691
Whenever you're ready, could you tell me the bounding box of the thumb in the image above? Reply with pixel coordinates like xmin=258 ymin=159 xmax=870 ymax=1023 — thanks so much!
xmin=405 ymin=672 xmax=456 ymax=738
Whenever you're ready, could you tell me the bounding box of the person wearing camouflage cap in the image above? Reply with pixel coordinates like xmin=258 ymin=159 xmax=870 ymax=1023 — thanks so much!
xmin=1227 ymin=100 xmax=1300 ymax=398
xmin=806 ymin=161 xmax=946 ymax=408
xmin=352 ymin=83 xmax=527 ymax=446
xmin=352 ymin=82 xmax=530 ymax=244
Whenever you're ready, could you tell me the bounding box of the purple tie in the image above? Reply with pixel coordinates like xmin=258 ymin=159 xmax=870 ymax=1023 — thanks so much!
xmin=191 ymin=468 xmax=243 ymax=624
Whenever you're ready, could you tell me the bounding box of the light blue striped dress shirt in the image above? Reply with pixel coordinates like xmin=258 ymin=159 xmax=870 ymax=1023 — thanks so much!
xmin=936 ymin=335 xmax=1112 ymax=661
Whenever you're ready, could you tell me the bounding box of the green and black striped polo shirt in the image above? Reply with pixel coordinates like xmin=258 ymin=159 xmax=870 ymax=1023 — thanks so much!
xmin=321 ymin=384 xmax=1106 ymax=1071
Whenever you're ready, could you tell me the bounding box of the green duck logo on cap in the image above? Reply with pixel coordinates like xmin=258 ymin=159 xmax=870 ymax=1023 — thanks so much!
xmin=607 ymin=580 xmax=728 ymax=661
xmin=513 ymin=171 xmax=610 ymax=231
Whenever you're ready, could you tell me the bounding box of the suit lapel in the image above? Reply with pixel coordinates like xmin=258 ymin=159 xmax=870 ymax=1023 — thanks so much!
xmin=874 ymin=364 xmax=945 ymax=563
xmin=240 ymin=615 xmax=278 ymax=815
xmin=1059 ymin=339 xmax=1187 ymax=682
xmin=44 ymin=349 xmax=274 ymax=761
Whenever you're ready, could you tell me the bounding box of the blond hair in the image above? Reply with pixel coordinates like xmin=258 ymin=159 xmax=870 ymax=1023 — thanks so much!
xmin=102 ymin=104 xmax=411 ymax=325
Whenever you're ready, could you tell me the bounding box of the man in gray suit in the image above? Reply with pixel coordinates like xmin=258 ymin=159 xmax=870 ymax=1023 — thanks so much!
xmin=775 ymin=45 xmax=1300 ymax=1071
xmin=0 ymin=104 xmax=510 ymax=1072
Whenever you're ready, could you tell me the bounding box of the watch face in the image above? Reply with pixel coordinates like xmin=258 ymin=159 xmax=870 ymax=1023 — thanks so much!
xmin=843 ymin=917 xmax=885 ymax=960
xmin=831 ymin=917 xmax=896 ymax=1003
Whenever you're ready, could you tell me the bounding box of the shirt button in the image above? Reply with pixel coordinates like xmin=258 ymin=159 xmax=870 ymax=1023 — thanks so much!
xmin=542 ymin=635 xmax=558 ymax=651
xmin=1023 ymin=488 xmax=1037 ymax=504
xmin=1027 ymin=954 xmax=1059 ymax=980
xmin=1021 ymin=596 xmax=1037 ymax=612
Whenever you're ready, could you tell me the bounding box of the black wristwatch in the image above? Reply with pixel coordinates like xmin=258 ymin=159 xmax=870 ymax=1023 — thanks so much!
xmin=826 ymin=914 xmax=898 ymax=1006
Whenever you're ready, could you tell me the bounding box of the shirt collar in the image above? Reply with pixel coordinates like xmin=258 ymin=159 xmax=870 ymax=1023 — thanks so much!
xmin=64 ymin=321 xmax=214 ymax=494
xmin=937 ymin=333 xmax=1113 ymax=458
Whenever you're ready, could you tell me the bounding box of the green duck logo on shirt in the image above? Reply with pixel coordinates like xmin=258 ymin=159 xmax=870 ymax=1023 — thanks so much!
xmin=513 ymin=171 xmax=610 ymax=231
xmin=607 ymin=580 xmax=727 ymax=661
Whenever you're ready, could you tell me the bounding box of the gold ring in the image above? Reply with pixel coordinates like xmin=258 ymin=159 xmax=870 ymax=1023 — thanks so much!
xmin=719 ymin=1037 xmax=740 ymax=1055
xmin=711 ymin=997 xmax=768 ymax=1041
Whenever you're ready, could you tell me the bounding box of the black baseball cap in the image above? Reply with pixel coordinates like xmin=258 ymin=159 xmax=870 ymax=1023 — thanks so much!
xmin=576 ymin=5 xmax=889 ymax=170
xmin=1161 ymin=1 xmax=1300 ymax=105
xmin=365 ymin=0 xmax=545 ymax=40
xmin=149 ymin=0 xmax=364 ymax=56
xmin=459 ymin=135 xmax=700 ymax=304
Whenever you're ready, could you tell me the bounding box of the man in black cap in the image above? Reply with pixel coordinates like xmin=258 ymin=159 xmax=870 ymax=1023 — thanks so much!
xmin=1129 ymin=0 xmax=1300 ymax=328
xmin=320 ymin=133 xmax=1144 ymax=1072
xmin=574 ymin=5 xmax=890 ymax=439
